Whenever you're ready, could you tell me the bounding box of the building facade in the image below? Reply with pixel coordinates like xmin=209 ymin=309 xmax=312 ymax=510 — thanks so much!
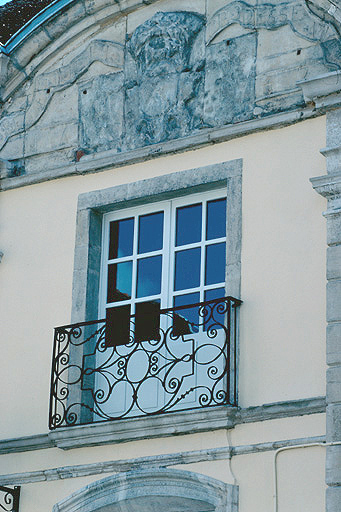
xmin=0 ymin=0 xmax=340 ymax=511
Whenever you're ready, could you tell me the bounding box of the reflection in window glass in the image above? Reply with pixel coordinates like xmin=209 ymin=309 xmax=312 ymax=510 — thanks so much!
xmin=204 ymin=287 xmax=225 ymax=303
xmin=176 ymin=203 xmax=202 ymax=246
xmin=109 ymin=218 xmax=134 ymax=259
xmin=135 ymin=301 xmax=160 ymax=342
xmin=206 ymin=199 xmax=226 ymax=240
xmin=107 ymin=261 xmax=132 ymax=303
xmin=137 ymin=255 xmax=162 ymax=298
xmin=174 ymin=292 xmax=200 ymax=333
xmin=204 ymin=288 xmax=226 ymax=331
xmin=138 ymin=212 xmax=164 ymax=254
xmin=174 ymin=247 xmax=201 ymax=291
xmin=205 ymin=243 xmax=226 ymax=285
xmin=105 ymin=305 xmax=131 ymax=346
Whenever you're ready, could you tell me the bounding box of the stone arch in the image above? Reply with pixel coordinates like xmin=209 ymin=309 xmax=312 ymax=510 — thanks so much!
xmin=52 ymin=468 xmax=238 ymax=512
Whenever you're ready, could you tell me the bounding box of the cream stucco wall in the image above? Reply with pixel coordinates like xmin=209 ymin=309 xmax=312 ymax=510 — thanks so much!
xmin=0 ymin=414 xmax=326 ymax=512
xmin=0 ymin=115 xmax=327 ymax=512
xmin=0 ymin=116 xmax=326 ymax=438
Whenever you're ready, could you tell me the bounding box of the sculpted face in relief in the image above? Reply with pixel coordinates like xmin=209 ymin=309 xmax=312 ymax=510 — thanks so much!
xmin=124 ymin=12 xmax=205 ymax=147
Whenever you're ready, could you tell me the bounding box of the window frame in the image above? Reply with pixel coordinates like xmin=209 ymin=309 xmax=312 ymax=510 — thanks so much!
xmin=72 ymin=160 xmax=242 ymax=328
xmin=99 ymin=189 xmax=228 ymax=322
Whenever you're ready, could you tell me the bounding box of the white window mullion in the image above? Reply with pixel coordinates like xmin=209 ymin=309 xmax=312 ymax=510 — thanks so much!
xmin=130 ymin=215 xmax=139 ymax=315
xmin=200 ymin=199 xmax=207 ymax=304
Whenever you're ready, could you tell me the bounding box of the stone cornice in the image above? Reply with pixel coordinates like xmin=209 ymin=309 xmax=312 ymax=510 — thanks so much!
xmin=298 ymin=71 xmax=341 ymax=109
xmin=310 ymin=172 xmax=341 ymax=199
xmin=0 ymin=106 xmax=318 ymax=192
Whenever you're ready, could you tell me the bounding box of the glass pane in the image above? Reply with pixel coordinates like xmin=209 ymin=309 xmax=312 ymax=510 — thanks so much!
xmin=206 ymin=198 xmax=226 ymax=240
xmin=107 ymin=261 xmax=132 ymax=303
xmin=176 ymin=203 xmax=202 ymax=246
xmin=138 ymin=212 xmax=164 ymax=254
xmin=174 ymin=247 xmax=201 ymax=291
xmin=205 ymin=287 xmax=225 ymax=302
xmin=109 ymin=218 xmax=134 ymax=259
xmin=135 ymin=301 xmax=160 ymax=342
xmin=205 ymin=243 xmax=226 ymax=285
xmin=136 ymin=255 xmax=162 ymax=298
xmin=173 ymin=292 xmax=200 ymax=334
xmin=204 ymin=288 xmax=225 ymax=331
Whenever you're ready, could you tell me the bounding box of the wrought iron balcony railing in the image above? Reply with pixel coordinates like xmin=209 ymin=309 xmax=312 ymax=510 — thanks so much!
xmin=49 ymin=296 xmax=241 ymax=429
xmin=0 ymin=486 xmax=20 ymax=512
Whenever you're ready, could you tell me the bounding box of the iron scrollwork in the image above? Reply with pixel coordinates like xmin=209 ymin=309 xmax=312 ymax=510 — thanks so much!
xmin=0 ymin=487 xmax=20 ymax=512
xmin=49 ymin=297 xmax=241 ymax=429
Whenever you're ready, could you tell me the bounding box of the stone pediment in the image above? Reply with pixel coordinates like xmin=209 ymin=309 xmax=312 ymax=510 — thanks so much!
xmin=0 ymin=0 xmax=340 ymax=186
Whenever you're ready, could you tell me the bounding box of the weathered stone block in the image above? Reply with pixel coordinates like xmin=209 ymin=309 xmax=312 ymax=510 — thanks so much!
xmin=0 ymin=133 xmax=24 ymax=161
xmin=12 ymin=28 xmax=52 ymax=68
xmin=23 ymin=149 xmax=71 ymax=176
xmin=326 ymin=445 xmax=341 ymax=485
xmin=327 ymin=323 xmax=341 ymax=366
xmin=327 ymin=404 xmax=341 ymax=441
xmin=327 ymin=109 xmax=341 ymax=148
xmin=255 ymin=90 xmax=305 ymax=116
xmin=43 ymin=1 xmax=87 ymax=41
xmin=326 ymin=486 xmax=341 ymax=512
xmin=327 ymin=280 xmax=341 ymax=322
xmin=327 ymin=245 xmax=341 ymax=280
xmin=204 ymin=33 xmax=256 ymax=127
xmin=327 ymin=211 xmax=341 ymax=246
xmin=322 ymin=38 xmax=341 ymax=69
xmin=79 ymin=72 xmax=124 ymax=152
xmin=0 ymin=111 xmax=24 ymax=152
xmin=24 ymin=122 xmax=78 ymax=156
xmin=206 ymin=0 xmax=337 ymax=46
xmin=26 ymin=86 xmax=78 ymax=130
xmin=327 ymin=366 xmax=341 ymax=404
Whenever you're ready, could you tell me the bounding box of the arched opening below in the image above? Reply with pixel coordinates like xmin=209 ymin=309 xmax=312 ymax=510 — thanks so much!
xmin=97 ymin=495 xmax=215 ymax=512
xmin=53 ymin=469 xmax=238 ymax=512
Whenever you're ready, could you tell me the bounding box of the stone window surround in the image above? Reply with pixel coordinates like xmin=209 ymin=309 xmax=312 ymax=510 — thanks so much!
xmin=52 ymin=468 xmax=238 ymax=512
xmin=57 ymin=159 xmax=242 ymax=448
xmin=72 ymin=159 xmax=242 ymax=323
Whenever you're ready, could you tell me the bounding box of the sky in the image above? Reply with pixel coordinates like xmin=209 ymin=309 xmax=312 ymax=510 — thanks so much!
xmin=0 ymin=0 xmax=10 ymax=5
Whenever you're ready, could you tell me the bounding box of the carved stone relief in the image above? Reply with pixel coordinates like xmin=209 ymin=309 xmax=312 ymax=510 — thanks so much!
xmin=205 ymin=33 xmax=257 ymax=127
xmin=124 ymin=12 xmax=205 ymax=149
xmin=79 ymin=72 xmax=124 ymax=152
xmin=1 ymin=2 xmax=341 ymax=177
xmin=206 ymin=0 xmax=338 ymax=43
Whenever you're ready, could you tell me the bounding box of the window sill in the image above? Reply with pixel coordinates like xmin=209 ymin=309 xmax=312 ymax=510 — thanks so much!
xmin=48 ymin=406 xmax=238 ymax=450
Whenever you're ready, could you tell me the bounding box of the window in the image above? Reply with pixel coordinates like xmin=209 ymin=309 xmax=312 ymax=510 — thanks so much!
xmin=49 ymin=160 xmax=242 ymax=431
xmin=99 ymin=191 xmax=227 ymax=346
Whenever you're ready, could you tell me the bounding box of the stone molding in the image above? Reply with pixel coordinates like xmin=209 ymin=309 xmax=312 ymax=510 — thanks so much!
xmin=0 ymin=106 xmax=317 ymax=192
xmin=310 ymin=171 xmax=341 ymax=200
xmin=51 ymin=469 xmax=238 ymax=512
xmin=0 ymin=397 xmax=326 ymax=454
xmin=298 ymin=71 xmax=341 ymax=108
xmin=0 ymin=435 xmax=326 ymax=486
